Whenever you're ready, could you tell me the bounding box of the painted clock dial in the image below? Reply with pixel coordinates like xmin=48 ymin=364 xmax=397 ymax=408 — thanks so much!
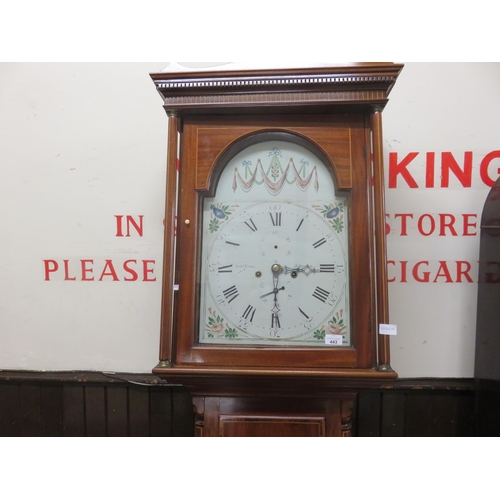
xmin=199 ymin=137 xmax=350 ymax=347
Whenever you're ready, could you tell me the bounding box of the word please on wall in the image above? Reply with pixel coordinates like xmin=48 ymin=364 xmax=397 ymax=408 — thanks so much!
xmin=43 ymin=258 xmax=157 ymax=282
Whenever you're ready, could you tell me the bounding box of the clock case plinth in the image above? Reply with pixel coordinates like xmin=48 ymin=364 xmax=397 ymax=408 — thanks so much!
xmin=151 ymin=64 xmax=403 ymax=436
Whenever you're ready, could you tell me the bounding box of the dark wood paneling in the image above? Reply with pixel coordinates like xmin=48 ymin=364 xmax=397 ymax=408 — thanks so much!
xmin=172 ymin=387 xmax=195 ymax=437
xmin=475 ymin=380 xmax=500 ymax=437
xmin=0 ymin=372 xmax=477 ymax=437
xmin=106 ymin=386 xmax=128 ymax=437
xmin=149 ymin=387 xmax=173 ymax=437
xmin=356 ymin=392 xmax=382 ymax=437
xmin=406 ymin=393 xmax=431 ymax=437
xmin=128 ymin=386 xmax=150 ymax=437
xmin=62 ymin=385 xmax=85 ymax=436
xmin=0 ymin=384 xmax=20 ymax=436
xmin=429 ymin=393 xmax=456 ymax=437
xmin=84 ymin=386 xmax=107 ymax=437
xmin=357 ymin=387 xmax=476 ymax=437
xmin=455 ymin=391 xmax=475 ymax=437
xmin=19 ymin=384 xmax=42 ymax=437
xmin=381 ymin=392 xmax=406 ymax=437
xmin=40 ymin=385 xmax=63 ymax=437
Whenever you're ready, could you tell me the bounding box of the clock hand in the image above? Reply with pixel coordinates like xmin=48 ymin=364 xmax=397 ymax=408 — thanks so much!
xmin=260 ymin=286 xmax=285 ymax=299
xmin=283 ymin=265 xmax=319 ymax=276
xmin=269 ymin=265 xmax=283 ymax=333
xmin=260 ymin=264 xmax=285 ymax=299
xmin=271 ymin=263 xmax=283 ymax=302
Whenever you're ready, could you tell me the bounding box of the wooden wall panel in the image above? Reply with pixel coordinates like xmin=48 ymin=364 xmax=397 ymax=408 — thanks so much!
xmin=149 ymin=387 xmax=173 ymax=437
xmin=106 ymin=386 xmax=128 ymax=437
xmin=0 ymin=373 xmax=477 ymax=437
xmin=356 ymin=391 xmax=381 ymax=437
xmin=0 ymin=384 xmax=20 ymax=436
xmin=0 ymin=374 xmax=195 ymax=437
xmin=128 ymin=386 xmax=151 ymax=437
xmin=380 ymin=392 xmax=406 ymax=437
xmin=172 ymin=387 xmax=196 ymax=437
xmin=429 ymin=393 xmax=456 ymax=437
xmin=85 ymin=386 xmax=107 ymax=437
xmin=40 ymin=385 xmax=63 ymax=437
xmin=19 ymin=384 xmax=42 ymax=437
xmin=455 ymin=391 xmax=475 ymax=437
xmin=475 ymin=380 xmax=500 ymax=437
xmin=356 ymin=385 xmax=476 ymax=437
xmin=62 ymin=385 xmax=85 ymax=436
xmin=405 ymin=393 xmax=431 ymax=437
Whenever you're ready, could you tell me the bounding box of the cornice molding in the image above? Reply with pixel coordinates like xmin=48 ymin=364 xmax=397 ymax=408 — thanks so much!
xmin=150 ymin=63 xmax=404 ymax=114
xmin=155 ymin=74 xmax=397 ymax=91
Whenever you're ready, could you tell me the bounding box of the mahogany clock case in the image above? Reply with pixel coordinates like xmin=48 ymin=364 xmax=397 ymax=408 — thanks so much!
xmin=161 ymin=113 xmax=386 ymax=376
xmin=151 ymin=64 xmax=403 ymax=388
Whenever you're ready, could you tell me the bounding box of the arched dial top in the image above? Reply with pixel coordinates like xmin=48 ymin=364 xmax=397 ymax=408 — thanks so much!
xmin=194 ymin=127 xmax=353 ymax=193
xmin=198 ymin=137 xmax=350 ymax=347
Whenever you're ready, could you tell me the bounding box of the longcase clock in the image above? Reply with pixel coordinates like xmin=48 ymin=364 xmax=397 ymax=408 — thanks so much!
xmin=151 ymin=63 xmax=403 ymax=437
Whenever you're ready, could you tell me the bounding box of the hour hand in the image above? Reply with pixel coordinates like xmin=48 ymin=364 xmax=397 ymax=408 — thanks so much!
xmin=260 ymin=286 xmax=285 ymax=299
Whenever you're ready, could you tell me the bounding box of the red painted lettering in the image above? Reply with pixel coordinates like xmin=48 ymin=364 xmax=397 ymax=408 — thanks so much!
xmin=394 ymin=214 xmax=413 ymax=236
xmin=42 ymin=259 xmax=157 ymax=282
xmin=388 ymin=260 xmax=478 ymax=283
xmin=400 ymin=260 xmax=408 ymax=283
xmin=388 ymin=260 xmax=396 ymax=283
xmin=480 ymin=151 xmax=500 ymax=187
xmin=439 ymin=214 xmax=458 ymax=236
xmin=433 ymin=261 xmax=454 ymax=283
xmin=115 ymin=215 xmax=125 ymax=237
xmin=456 ymin=261 xmax=473 ymax=283
xmin=123 ymin=260 xmax=139 ymax=281
xmin=143 ymin=260 xmax=156 ymax=282
xmin=389 ymin=152 xmax=419 ymax=188
xmin=43 ymin=260 xmax=58 ymax=281
xmin=385 ymin=214 xmax=391 ymax=235
xmin=441 ymin=152 xmax=473 ymax=188
xmin=425 ymin=152 xmax=435 ymax=188
xmin=64 ymin=260 xmax=76 ymax=281
xmin=81 ymin=260 xmax=94 ymax=281
xmin=413 ymin=261 xmax=431 ymax=282
xmin=99 ymin=260 xmax=119 ymax=281
xmin=388 ymin=212 xmax=479 ymax=237
xmin=115 ymin=215 xmax=144 ymax=237
xmin=418 ymin=214 xmax=436 ymax=236
xmin=463 ymin=214 xmax=477 ymax=236
xmin=386 ymin=150 xmax=500 ymax=189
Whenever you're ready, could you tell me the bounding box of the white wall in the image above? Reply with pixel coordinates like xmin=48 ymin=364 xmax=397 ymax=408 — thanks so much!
xmin=384 ymin=63 xmax=500 ymax=377
xmin=0 ymin=63 xmax=168 ymax=372
xmin=1 ymin=62 xmax=498 ymax=376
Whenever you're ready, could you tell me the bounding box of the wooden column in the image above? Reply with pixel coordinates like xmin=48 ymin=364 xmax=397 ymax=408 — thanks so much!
xmin=371 ymin=108 xmax=391 ymax=370
xmin=158 ymin=112 xmax=179 ymax=365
